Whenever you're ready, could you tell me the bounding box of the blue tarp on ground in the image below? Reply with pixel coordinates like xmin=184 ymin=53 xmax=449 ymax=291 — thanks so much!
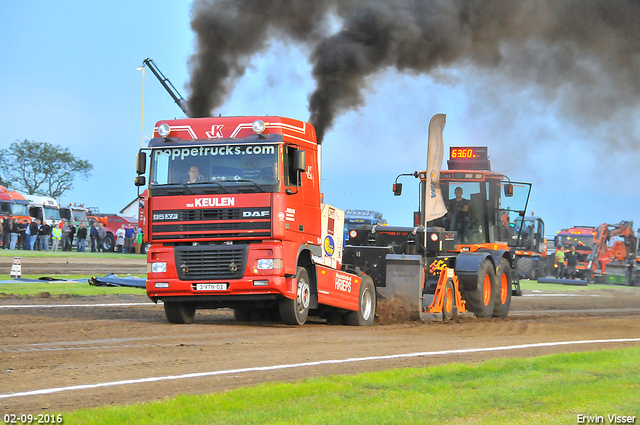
xmin=537 ymin=277 xmax=589 ymax=286
xmin=0 ymin=277 xmax=89 ymax=284
xmin=88 ymin=274 xmax=146 ymax=288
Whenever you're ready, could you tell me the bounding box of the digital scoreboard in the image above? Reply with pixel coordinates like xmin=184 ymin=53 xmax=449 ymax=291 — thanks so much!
xmin=449 ymin=147 xmax=488 ymax=160
xmin=447 ymin=146 xmax=490 ymax=171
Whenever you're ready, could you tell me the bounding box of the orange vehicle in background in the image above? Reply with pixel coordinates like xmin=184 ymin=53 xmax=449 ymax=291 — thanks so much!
xmin=0 ymin=186 xmax=32 ymax=224
xmin=589 ymin=221 xmax=637 ymax=286
xmin=554 ymin=226 xmax=597 ymax=280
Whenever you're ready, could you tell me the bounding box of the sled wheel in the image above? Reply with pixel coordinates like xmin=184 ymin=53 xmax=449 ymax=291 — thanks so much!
xmin=512 ymin=268 xmax=523 ymax=296
xmin=279 ymin=267 xmax=310 ymax=325
xmin=442 ymin=279 xmax=456 ymax=321
xmin=345 ymin=275 xmax=376 ymax=326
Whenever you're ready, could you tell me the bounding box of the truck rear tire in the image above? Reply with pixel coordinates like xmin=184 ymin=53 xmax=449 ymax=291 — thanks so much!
xmin=492 ymin=258 xmax=511 ymax=318
xmin=164 ymin=302 xmax=196 ymax=324
xmin=279 ymin=267 xmax=310 ymax=325
xmin=461 ymin=259 xmax=496 ymax=318
xmin=102 ymin=233 xmax=115 ymax=252
xmin=344 ymin=275 xmax=376 ymax=326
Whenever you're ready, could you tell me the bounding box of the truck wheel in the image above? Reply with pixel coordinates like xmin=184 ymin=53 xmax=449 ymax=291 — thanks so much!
xmin=233 ymin=308 xmax=252 ymax=322
xmin=279 ymin=267 xmax=311 ymax=325
xmin=345 ymin=275 xmax=376 ymax=326
xmin=164 ymin=302 xmax=196 ymax=324
xmin=102 ymin=233 xmax=115 ymax=252
xmin=442 ymin=279 xmax=457 ymax=321
xmin=461 ymin=259 xmax=496 ymax=318
xmin=492 ymin=258 xmax=512 ymax=318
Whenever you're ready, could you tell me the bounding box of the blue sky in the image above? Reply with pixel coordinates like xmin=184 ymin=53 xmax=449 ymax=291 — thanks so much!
xmin=1 ymin=1 xmax=639 ymax=237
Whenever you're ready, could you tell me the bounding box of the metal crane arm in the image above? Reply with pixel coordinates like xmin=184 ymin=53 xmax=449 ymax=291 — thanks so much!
xmin=142 ymin=58 xmax=189 ymax=117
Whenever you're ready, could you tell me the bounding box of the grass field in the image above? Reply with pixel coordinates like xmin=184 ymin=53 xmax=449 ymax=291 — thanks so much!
xmin=0 ymin=278 xmax=145 ymax=295
xmin=60 ymin=347 xmax=640 ymax=425
xmin=519 ymin=279 xmax=631 ymax=292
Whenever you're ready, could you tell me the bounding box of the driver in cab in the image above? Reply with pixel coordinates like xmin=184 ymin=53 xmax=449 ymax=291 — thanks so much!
xmin=444 ymin=186 xmax=471 ymax=243
xmin=185 ymin=166 xmax=205 ymax=183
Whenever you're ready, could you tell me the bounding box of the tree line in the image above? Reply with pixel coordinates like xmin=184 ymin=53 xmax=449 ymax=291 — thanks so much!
xmin=0 ymin=139 xmax=93 ymax=199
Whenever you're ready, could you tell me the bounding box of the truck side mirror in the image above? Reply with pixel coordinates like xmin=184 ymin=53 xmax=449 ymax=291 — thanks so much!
xmin=504 ymin=183 xmax=513 ymax=197
xmin=134 ymin=176 xmax=146 ymax=187
xmin=293 ymin=150 xmax=305 ymax=172
xmin=393 ymin=183 xmax=403 ymax=196
xmin=136 ymin=152 xmax=147 ymax=175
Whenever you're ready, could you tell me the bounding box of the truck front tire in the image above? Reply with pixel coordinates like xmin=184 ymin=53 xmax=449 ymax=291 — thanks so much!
xmin=279 ymin=267 xmax=310 ymax=325
xmin=164 ymin=302 xmax=196 ymax=324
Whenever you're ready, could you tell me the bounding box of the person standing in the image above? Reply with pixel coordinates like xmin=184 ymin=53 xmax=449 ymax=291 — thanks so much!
xmin=565 ymin=245 xmax=579 ymax=279
xmin=2 ymin=217 xmax=11 ymax=249
xmin=29 ymin=220 xmax=40 ymax=251
xmin=115 ymin=224 xmax=126 ymax=253
xmin=555 ymin=245 xmax=566 ymax=279
xmin=69 ymin=222 xmax=76 ymax=251
xmin=134 ymin=227 xmax=143 ymax=254
xmin=39 ymin=221 xmax=51 ymax=251
xmin=124 ymin=224 xmax=134 ymax=253
xmin=16 ymin=220 xmax=29 ymax=249
xmin=17 ymin=221 xmax=27 ymax=249
xmin=9 ymin=217 xmax=19 ymax=250
xmin=51 ymin=221 xmax=62 ymax=252
xmin=76 ymin=223 xmax=87 ymax=252
xmin=61 ymin=219 xmax=71 ymax=251
xmin=25 ymin=219 xmax=33 ymax=250
xmin=97 ymin=223 xmax=107 ymax=252
xmin=89 ymin=222 xmax=98 ymax=252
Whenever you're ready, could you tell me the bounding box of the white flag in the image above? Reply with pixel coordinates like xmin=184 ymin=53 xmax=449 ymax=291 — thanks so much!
xmin=425 ymin=114 xmax=447 ymax=224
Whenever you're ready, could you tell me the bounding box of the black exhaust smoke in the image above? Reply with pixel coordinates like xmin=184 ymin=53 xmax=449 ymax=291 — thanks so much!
xmin=187 ymin=0 xmax=640 ymax=144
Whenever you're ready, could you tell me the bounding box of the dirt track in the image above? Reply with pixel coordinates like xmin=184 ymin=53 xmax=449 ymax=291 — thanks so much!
xmin=1 ymin=255 xmax=640 ymax=414
xmin=0 ymin=254 xmax=147 ymax=276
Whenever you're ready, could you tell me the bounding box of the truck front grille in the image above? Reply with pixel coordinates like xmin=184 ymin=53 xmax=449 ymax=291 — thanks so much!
xmin=174 ymin=245 xmax=248 ymax=281
xmin=151 ymin=207 xmax=271 ymax=241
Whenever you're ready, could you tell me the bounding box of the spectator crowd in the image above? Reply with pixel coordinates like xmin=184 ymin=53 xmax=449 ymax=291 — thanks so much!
xmin=0 ymin=217 xmax=144 ymax=254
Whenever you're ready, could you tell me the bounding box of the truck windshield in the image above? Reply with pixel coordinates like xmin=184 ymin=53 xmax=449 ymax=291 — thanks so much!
xmin=73 ymin=210 xmax=88 ymax=222
xmin=557 ymin=234 xmax=594 ymax=248
xmin=44 ymin=207 xmax=61 ymax=221
xmin=11 ymin=203 xmax=29 ymax=217
xmin=150 ymin=144 xmax=279 ymax=191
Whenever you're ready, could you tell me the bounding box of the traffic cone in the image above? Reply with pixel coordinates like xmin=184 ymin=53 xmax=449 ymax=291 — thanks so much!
xmin=10 ymin=257 xmax=21 ymax=279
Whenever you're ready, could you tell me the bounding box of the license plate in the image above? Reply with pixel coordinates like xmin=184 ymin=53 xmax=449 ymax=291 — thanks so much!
xmin=195 ymin=283 xmax=228 ymax=291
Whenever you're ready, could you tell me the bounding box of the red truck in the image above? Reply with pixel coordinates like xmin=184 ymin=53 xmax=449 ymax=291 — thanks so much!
xmin=135 ymin=116 xmax=375 ymax=326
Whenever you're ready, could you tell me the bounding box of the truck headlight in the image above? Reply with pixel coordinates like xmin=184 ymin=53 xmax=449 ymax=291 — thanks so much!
xmin=151 ymin=262 xmax=167 ymax=273
xmin=257 ymin=259 xmax=282 ymax=270
xmin=157 ymin=123 xmax=171 ymax=137
xmin=252 ymin=120 xmax=265 ymax=134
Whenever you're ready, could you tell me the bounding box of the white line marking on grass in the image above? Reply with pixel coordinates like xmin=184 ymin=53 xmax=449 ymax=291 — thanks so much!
xmin=1 ymin=337 xmax=639 ymax=400
xmin=522 ymin=293 xmax=602 ymax=297
xmin=0 ymin=303 xmax=157 ymax=309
